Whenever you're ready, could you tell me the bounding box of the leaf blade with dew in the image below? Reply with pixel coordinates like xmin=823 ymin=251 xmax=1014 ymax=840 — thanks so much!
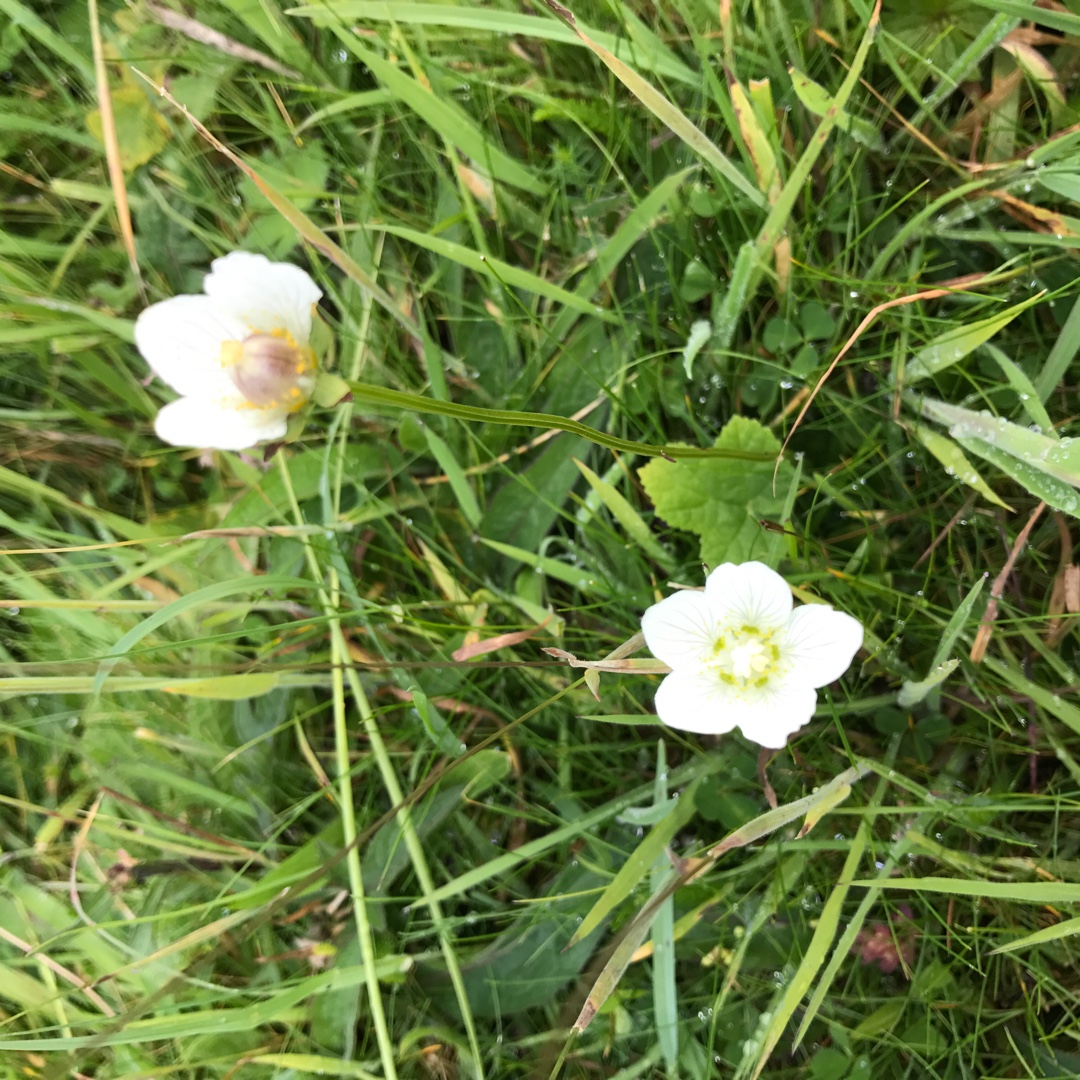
xmin=566 ymin=776 xmax=699 ymax=948
xmin=903 ymin=293 xmax=1043 ymax=383
xmin=572 ymin=458 xmax=674 ymax=570
xmin=848 ymin=878 xmax=1080 ymax=903
xmin=422 ymin=425 xmax=482 ymax=530
xmin=989 ymin=914 xmax=1080 ymax=956
xmin=915 ymin=396 xmax=1080 ymax=512
xmin=650 ymin=740 xmax=678 ymax=1070
xmin=412 ymin=752 xmax=733 ymax=910
xmin=898 ymin=659 xmax=960 ymax=709
xmin=371 ymin=223 xmax=612 ymax=318
xmin=682 ymin=318 xmax=713 ymax=380
xmin=326 ymin=33 xmax=545 ymax=196
xmin=912 ymin=426 xmax=1013 ymax=510
xmin=982 ymin=343 xmax=1054 ymax=433
xmin=788 ymin=65 xmax=886 ymax=151
xmin=756 ymin=771 xmax=892 ymax=1072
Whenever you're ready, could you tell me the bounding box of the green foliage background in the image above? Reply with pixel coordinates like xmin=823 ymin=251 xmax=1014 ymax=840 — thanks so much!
xmin=3 ymin=0 xmax=1080 ymax=1077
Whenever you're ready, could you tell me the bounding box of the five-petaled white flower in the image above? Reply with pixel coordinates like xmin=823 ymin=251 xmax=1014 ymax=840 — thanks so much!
xmin=641 ymin=561 xmax=863 ymax=748
xmin=135 ymin=252 xmax=323 ymax=450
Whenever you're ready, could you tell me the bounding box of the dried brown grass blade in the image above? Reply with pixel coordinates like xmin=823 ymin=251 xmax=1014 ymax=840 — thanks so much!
xmin=88 ymin=0 xmax=141 ymax=293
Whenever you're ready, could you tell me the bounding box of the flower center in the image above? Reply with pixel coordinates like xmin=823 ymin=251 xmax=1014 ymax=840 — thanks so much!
xmin=711 ymin=626 xmax=781 ymax=688
xmin=221 ymin=331 xmax=315 ymax=410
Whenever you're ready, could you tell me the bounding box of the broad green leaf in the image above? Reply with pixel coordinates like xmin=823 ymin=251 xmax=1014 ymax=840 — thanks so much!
xmin=639 ymin=416 xmax=792 ymax=567
xmin=904 ymin=296 xmax=1040 ymax=382
xmin=913 ymin=426 xmax=1012 ymax=509
xmin=86 ymin=86 xmax=169 ymax=171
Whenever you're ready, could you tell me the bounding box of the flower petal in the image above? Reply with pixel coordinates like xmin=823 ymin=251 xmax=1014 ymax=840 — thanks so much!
xmin=782 ymin=604 xmax=863 ymax=688
xmin=203 ymin=252 xmax=322 ymax=345
xmin=653 ymin=671 xmax=741 ymax=735
xmin=641 ymin=588 xmax=718 ymax=669
xmin=135 ymin=296 xmax=248 ymax=401
xmin=704 ymin=561 xmax=792 ymax=631
xmin=728 ymin=680 xmax=819 ymax=747
xmin=653 ymin=671 xmax=817 ymax=747
xmin=154 ymin=397 xmax=288 ymax=451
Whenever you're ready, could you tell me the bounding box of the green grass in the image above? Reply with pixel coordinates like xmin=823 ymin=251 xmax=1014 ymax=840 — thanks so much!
xmin=3 ymin=0 xmax=1080 ymax=1076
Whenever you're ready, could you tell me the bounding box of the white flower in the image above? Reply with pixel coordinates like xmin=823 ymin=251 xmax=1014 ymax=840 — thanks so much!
xmin=641 ymin=561 xmax=863 ymax=748
xmin=135 ymin=252 xmax=323 ymax=450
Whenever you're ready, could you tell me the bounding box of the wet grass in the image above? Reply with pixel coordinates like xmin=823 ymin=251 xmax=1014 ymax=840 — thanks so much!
xmin=2 ymin=0 xmax=1080 ymax=1077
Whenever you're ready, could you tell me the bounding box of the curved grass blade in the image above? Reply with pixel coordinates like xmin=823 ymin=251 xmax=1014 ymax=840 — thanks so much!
xmin=573 ymin=762 xmax=871 ymax=1031
xmin=373 ymin=223 xmax=615 ymax=318
xmin=287 ymin=2 xmax=698 ymax=86
xmin=540 ymin=1 xmax=766 ymax=207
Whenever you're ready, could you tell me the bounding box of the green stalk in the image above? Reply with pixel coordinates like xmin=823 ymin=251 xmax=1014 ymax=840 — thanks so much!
xmin=334 ymin=640 xmax=485 ymax=1077
xmin=277 ymin=458 xmax=399 ymax=1080
xmin=346 ymin=380 xmax=776 ymax=461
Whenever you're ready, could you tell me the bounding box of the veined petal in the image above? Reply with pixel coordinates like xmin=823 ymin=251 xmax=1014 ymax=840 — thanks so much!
xmin=725 ymin=680 xmax=819 ymax=747
xmin=641 ymin=588 xmax=719 ymax=670
xmin=204 ymin=252 xmax=322 ymax=345
xmin=705 ymin=561 xmax=792 ymax=632
xmin=154 ymin=397 xmax=288 ymax=451
xmin=782 ymin=604 xmax=863 ymax=688
xmin=135 ymin=296 xmax=247 ymax=401
xmin=653 ymin=671 xmax=741 ymax=735
xmin=653 ymin=671 xmax=817 ymax=746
